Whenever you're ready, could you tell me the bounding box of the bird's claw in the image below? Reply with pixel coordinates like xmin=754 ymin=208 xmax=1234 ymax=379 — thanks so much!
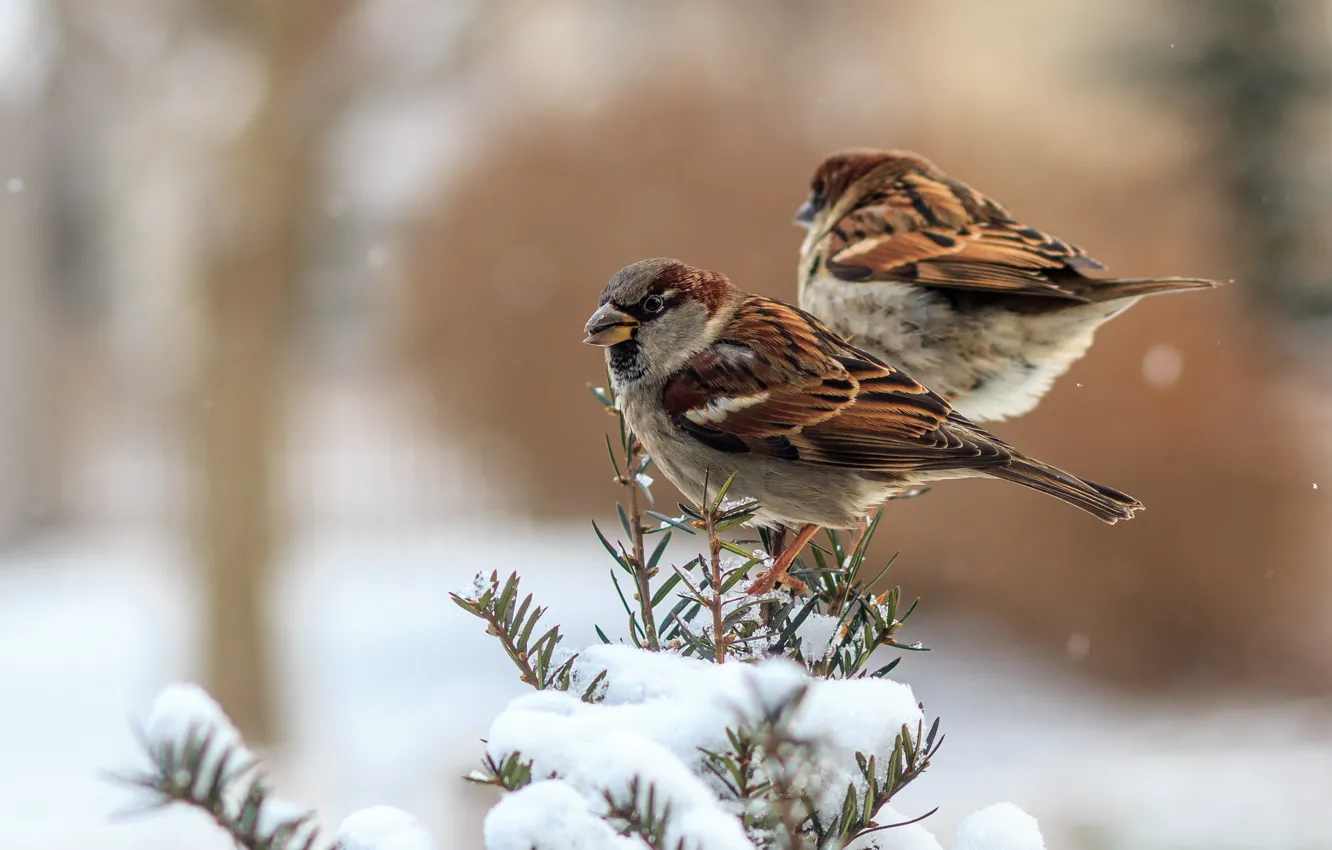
xmin=745 ymin=563 xmax=808 ymax=596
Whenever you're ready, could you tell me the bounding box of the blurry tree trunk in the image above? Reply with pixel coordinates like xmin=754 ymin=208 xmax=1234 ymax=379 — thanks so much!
xmin=193 ymin=0 xmax=348 ymax=743
xmin=0 ymin=13 xmax=55 ymax=542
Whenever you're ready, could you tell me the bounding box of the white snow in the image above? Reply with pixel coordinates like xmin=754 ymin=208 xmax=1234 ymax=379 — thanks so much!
xmin=459 ymin=570 xmax=498 ymax=603
xmin=481 ymin=644 xmax=928 ymax=847
xmin=484 ymin=650 xmax=767 ymax=849
xmin=844 ymin=802 xmax=1041 ymax=850
xmin=144 ymin=683 xmax=316 ymax=841
xmin=146 ymin=683 xmax=239 ymax=748
xmin=791 ymin=677 xmax=924 ymax=822
xmin=144 ymin=683 xmax=252 ymax=799
xmin=795 ymin=612 xmax=841 ymax=662
xmin=484 ymin=715 xmax=744 ymax=849
xmin=253 ymin=797 xmax=314 ymax=840
xmin=335 ymin=806 xmax=435 ymax=850
xmin=485 ymin=780 xmax=645 ymax=850
xmin=845 ymin=805 xmax=942 ymax=850
xmin=953 ymin=803 xmax=1044 ymax=850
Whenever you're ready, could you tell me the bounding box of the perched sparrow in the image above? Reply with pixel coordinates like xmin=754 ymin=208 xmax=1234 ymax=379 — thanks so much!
xmin=584 ymin=258 xmax=1141 ymax=593
xmin=795 ymin=149 xmax=1219 ymax=422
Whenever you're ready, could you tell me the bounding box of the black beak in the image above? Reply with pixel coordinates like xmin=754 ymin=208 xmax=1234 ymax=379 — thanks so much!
xmin=794 ymin=199 xmax=817 ymax=227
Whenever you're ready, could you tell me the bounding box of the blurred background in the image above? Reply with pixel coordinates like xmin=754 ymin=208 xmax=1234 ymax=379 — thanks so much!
xmin=2 ymin=0 xmax=1331 ymax=847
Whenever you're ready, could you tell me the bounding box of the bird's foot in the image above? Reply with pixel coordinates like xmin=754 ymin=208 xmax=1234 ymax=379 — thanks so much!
xmin=745 ymin=551 xmax=808 ymax=595
xmin=746 ymin=523 xmax=821 ymax=595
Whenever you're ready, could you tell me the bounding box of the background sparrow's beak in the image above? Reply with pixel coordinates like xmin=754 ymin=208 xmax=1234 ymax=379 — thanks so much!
xmin=794 ymin=199 xmax=817 ymax=227
xmin=583 ymin=304 xmax=639 ymax=346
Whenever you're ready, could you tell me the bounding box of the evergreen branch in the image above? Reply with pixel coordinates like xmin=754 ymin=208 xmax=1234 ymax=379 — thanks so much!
xmin=829 ymin=715 xmax=944 ymax=844
xmin=603 ymin=777 xmax=685 ymax=850
xmin=465 ymin=751 xmax=534 ymax=792
xmin=580 ymin=668 xmax=609 ymax=703
xmin=451 ymin=571 xmax=575 ymax=690
xmin=110 ymin=722 xmax=321 ymax=850
xmin=756 ymin=519 xmax=926 ymax=682
xmin=851 ymin=806 xmax=942 ymax=840
xmin=704 ymin=470 xmax=728 ymax=664
xmin=641 ymin=470 xmax=771 ymax=663
xmin=591 ymin=381 xmax=661 ymax=650
xmin=698 ymin=728 xmax=769 ymax=824
xmin=623 ymin=438 xmax=659 ymax=649
xmin=747 ymin=683 xmax=818 ymax=849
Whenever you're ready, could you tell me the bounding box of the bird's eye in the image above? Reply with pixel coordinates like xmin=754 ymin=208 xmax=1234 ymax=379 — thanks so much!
xmin=642 ymin=294 xmax=665 ymax=314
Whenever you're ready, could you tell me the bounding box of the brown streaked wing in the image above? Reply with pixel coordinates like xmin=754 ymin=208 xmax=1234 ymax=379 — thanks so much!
xmin=824 ymin=169 xmax=1109 ymax=300
xmin=662 ymin=297 xmax=1013 ymax=471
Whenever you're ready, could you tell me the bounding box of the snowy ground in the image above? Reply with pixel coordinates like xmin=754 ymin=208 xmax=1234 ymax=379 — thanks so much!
xmin=2 ymin=524 xmax=1331 ymax=850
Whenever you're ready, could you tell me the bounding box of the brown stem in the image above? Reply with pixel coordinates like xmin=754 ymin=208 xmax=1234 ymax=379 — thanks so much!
xmin=482 ymin=609 xmax=541 ymax=688
xmin=707 ymin=514 xmax=726 ymax=664
xmin=624 ymin=436 xmax=660 ymax=650
xmin=765 ymin=730 xmax=806 ymax=847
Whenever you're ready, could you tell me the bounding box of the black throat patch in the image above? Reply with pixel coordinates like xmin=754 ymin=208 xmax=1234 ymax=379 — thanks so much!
xmin=607 ymin=340 xmax=647 ymax=384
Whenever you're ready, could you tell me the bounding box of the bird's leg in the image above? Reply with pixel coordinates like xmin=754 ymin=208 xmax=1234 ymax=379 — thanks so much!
xmin=746 ymin=523 xmax=819 ymax=595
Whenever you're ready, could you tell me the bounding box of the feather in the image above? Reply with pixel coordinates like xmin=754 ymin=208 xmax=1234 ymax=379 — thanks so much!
xmin=807 ymin=151 xmax=1220 ymax=302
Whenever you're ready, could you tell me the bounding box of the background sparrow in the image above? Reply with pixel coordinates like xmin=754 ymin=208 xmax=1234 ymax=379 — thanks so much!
xmin=584 ymin=258 xmax=1141 ymax=592
xmin=795 ymin=149 xmax=1219 ymax=422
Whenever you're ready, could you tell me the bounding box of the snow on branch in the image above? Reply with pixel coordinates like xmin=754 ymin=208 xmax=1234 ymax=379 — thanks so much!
xmin=452 ymin=383 xmax=1045 ymax=848
xmin=110 ymin=683 xmax=434 ymax=850
xmin=474 ymin=645 xmax=943 ymax=849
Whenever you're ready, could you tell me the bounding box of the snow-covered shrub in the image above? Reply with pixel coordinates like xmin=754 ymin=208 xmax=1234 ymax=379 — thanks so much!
xmin=451 ymin=383 xmax=1042 ymax=849
xmin=110 ymin=381 xmax=1044 ymax=850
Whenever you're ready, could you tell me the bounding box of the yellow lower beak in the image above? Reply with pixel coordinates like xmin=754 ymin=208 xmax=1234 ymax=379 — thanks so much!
xmin=583 ymin=304 xmax=639 ymax=346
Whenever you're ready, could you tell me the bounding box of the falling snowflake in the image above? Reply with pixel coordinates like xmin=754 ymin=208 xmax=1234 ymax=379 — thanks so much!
xmin=1142 ymin=344 xmax=1184 ymax=389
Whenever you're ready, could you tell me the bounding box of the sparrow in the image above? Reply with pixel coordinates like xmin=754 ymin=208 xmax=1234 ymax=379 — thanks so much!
xmin=794 ymin=149 xmax=1219 ymax=422
xmin=584 ymin=258 xmax=1141 ymax=594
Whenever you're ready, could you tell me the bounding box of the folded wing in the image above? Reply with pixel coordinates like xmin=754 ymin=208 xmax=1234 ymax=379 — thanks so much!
xmin=661 ymin=297 xmax=1012 ymax=472
xmin=821 ymin=162 xmax=1213 ymax=301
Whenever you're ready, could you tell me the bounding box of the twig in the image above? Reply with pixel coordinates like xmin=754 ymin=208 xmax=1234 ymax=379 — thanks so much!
xmin=110 ymin=724 xmax=320 ymax=850
xmin=603 ymin=777 xmax=676 ymax=850
xmin=476 ymin=604 xmax=541 ymax=687
xmin=705 ymin=491 xmax=727 ymax=664
xmin=755 ymin=697 xmax=811 ymax=849
xmin=452 ymin=572 xmax=574 ymax=690
xmin=621 ymin=432 xmax=660 ymax=650
xmin=853 ymin=806 xmax=940 ymax=840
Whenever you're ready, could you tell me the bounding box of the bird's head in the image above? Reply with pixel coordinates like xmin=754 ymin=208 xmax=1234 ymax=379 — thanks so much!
xmin=584 ymin=258 xmax=740 ymax=384
xmin=795 ymin=148 xmax=936 ymax=235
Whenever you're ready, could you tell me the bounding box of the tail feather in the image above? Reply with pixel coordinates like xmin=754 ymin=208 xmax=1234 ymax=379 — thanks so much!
xmin=987 ymin=458 xmax=1143 ymax=524
xmin=1085 ymin=276 xmax=1219 ymax=302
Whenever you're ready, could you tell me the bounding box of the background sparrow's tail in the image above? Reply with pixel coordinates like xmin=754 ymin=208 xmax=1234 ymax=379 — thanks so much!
xmin=986 ymin=457 xmax=1143 ymax=524
xmin=1085 ymin=277 xmax=1219 ymax=301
